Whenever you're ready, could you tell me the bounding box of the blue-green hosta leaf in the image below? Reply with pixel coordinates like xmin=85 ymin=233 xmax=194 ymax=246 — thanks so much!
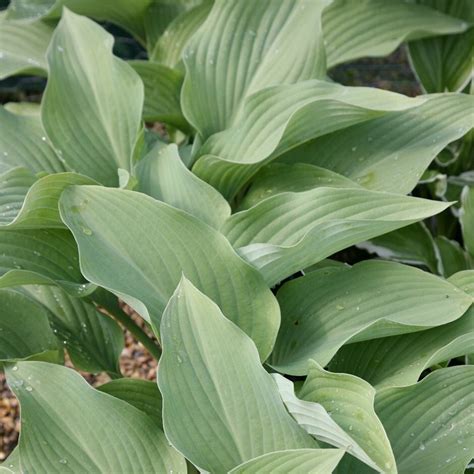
xmin=408 ymin=0 xmax=474 ymax=93
xmin=0 ymin=229 xmax=92 ymax=296
xmin=181 ymin=0 xmax=329 ymax=140
xmin=5 ymin=361 xmax=185 ymax=473
xmin=6 ymin=0 xmax=152 ymax=43
xmin=42 ymin=9 xmax=144 ymax=186
xmin=0 ymin=288 xmax=58 ymax=361
xmin=449 ymin=269 xmax=474 ymax=295
xmin=150 ymin=1 xmax=212 ymax=67
xmin=129 ymin=61 xmax=188 ymax=131
xmin=461 ymin=186 xmax=474 ymax=257
xmin=274 ymin=375 xmax=383 ymax=472
xmin=357 ymin=222 xmax=440 ymax=274
xmin=0 ymin=168 xmax=37 ymax=226
xmin=298 ymin=361 xmax=396 ymax=473
xmin=229 ymin=449 xmax=344 ymax=474
xmin=59 ymin=186 xmax=279 ymax=360
xmin=136 ymin=144 xmax=230 ymax=229
xmin=323 ymin=0 xmax=470 ymax=68
xmin=0 ymin=15 xmax=52 ymax=79
xmin=278 ymin=94 xmax=474 ymax=194
xmin=435 ymin=235 xmax=471 ymax=277
xmin=375 ymin=366 xmax=474 ymax=473
xmin=0 ymin=171 xmax=96 ymax=229
xmin=222 ymin=187 xmax=450 ymax=285
xmin=158 ymin=278 xmax=316 ymax=473
xmin=193 ymin=80 xmax=424 ymax=199
xmin=98 ymin=379 xmax=162 ymax=427
xmin=23 ymin=285 xmax=123 ymax=375
xmin=0 ymin=105 xmax=65 ymax=174
xmin=239 ymin=163 xmax=361 ymax=211
xmin=329 ymin=307 xmax=474 ymax=389
xmin=270 ymin=261 xmax=472 ymax=375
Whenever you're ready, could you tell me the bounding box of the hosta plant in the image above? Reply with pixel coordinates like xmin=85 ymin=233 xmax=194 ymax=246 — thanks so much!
xmin=0 ymin=0 xmax=473 ymax=473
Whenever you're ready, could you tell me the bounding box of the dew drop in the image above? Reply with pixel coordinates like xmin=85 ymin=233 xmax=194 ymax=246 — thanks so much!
xmin=57 ymin=45 xmax=64 ymax=53
xmin=25 ymin=386 xmax=33 ymax=392
xmin=351 ymin=146 xmax=357 ymax=152
xmin=419 ymin=442 xmax=425 ymax=451
xmin=11 ymin=365 xmax=18 ymax=371
xmin=336 ymin=304 xmax=345 ymax=310
xmin=81 ymin=227 xmax=93 ymax=236
xmin=59 ymin=459 xmax=68 ymax=465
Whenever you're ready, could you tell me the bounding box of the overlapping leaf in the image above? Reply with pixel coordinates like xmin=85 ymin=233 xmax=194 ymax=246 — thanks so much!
xmin=460 ymin=186 xmax=474 ymax=257
xmin=375 ymin=366 xmax=474 ymax=473
xmin=59 ymin=186 xmax=279 ymax=359
xmin=42 ymin=9 xmax=144 ymax=186
xmin=270 ymin=261 xmax=472 ymax=374
xmin=222 ymin=187 xmax=450 ymax=285
xmin=5 ymin=362 xmax=185 ymax=473
xmin=278 ymin=93 xmax=474 ymax=194
xmin=136 ymin=144 xmax=230 ymax=229
xmin=181 ymin=0 xmax=329 ymax=139
xmin=158 ymin=278 xmax=316 ymax=473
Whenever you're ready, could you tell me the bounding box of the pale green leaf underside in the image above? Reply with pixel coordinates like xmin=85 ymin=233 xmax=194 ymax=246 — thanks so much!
xmin=0 ymin=288 xmax=57 ymax=361
xmin=278 ymin=93 xmax=474 ymax=194
xmin=0 ymin=16 xmax=52 ymax=79
xmin=23 ymin=285 xmax=123 ymax=375
xmin=98 ymin=378 xmax=162 ymax=427
xmin=158 ymin=278 xmax=316 ymax=473
xmin=136 ymin=144 xmax=230 ymax=229
xmin=270 ymin=260 xmax=472 ymax=374
xmin=193 ymin=80 xmax=424 ymax=199
xmin=435 ymin=235 xmax=471 ymax=277
xmin=229 ymin=449 xmax=344 ymax=474
xmin=274 ymin=374 xmax=381 ymax=472
xmin=323 ymin=0 xmax=470 ymax=68
xmin=300 ymin=361 xmax=396 ymax=473
xmin=6 ymin=362 xmax=185 ymax=473
xmin=182 ymin=0 xmax=329 ymax=139
xmin=375 ymin=366 xmax=474 ymax=473
xmin=59 ymin=186 xmax=279 ymax=360
xmin=222 ymin=186 xmax=450 ymax=285
xmin=0 ymin=106 xmax=65 ymax=175
xmin=42 ymin=9 xmax=144 ymax=186
xmin=329 ymin=307 xmax=474 ymax=389
xmin=0 ymin=171 xmax=96 ymax=229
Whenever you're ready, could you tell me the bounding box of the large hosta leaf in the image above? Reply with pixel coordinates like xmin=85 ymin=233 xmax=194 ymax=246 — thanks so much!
xmin=181 ymin=0 xmax=329 ymax=139
xmin=5 ymin=361 xmax=185 ymax=473
xmin=158 ymin=278 xmax=316 ymax=473
xmin=129 ymin=61 xmax=188 ymax=131
xmin=0 ymin=15 xmax=52 ymax=79
xmin=59 ymin=186 xmax=279 ymax=359
xmin=329 ymin=307 xmax=474 ymax=389
xmin=23 ymin=285 xmax=123 ymax=375
xmin=299 ymin=361 xmax=396 ymax=473
xmin=274 ymin=375 xmax=382 ymax=472
xmin=375 ymin=366 xmax=474 ymax=473
xmin=270 ymin=261 xmax=472 ymax=375
xmin=98 ymin=379 xmax=162 ymax=427
xmin=229 ymin=449 xmax=344 ymax=474
xmin=193 ymin=80 xmax=423 ymax=199
xmin=222 ymin=187 xmax=450 ymax=285
xmin=461 ymin=186 xmax=474 ymax=257
xmin=6 ymin=0 xmax=152 ymax=43
xmin=239 ymin=163 xmax=361 ymax=210
xmin=278 ymin=94 xmax=474 ymax=194
xmin=357 ymin=222 xmax=440 ymax=274
xmin=0 ymin=105 xmax=65 ymax=174
xmin=136 ymin=144 xmax=230 ymax=229
xmin=0 ymin=289 xmax=57 ymax=361
xmin=323 ymin=0 xmax=469 ymax=68
xmin=42 ymin=9 xmax=144 ymax=186
xmin=408 ymin=0 xmax=474 ymax=93
xmin=0 ymin=171 xmax=96 ymax=229
xmin=0 ymin=229 xmax=89 ymax=294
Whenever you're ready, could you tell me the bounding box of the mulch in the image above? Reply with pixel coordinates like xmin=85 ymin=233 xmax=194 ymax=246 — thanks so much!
xmin=0 ymin=307 xmax=157 ymax=462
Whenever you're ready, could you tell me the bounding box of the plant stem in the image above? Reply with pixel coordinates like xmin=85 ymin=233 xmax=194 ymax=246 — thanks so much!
xmin=91 ymin=289 xmax=162 ymax=361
